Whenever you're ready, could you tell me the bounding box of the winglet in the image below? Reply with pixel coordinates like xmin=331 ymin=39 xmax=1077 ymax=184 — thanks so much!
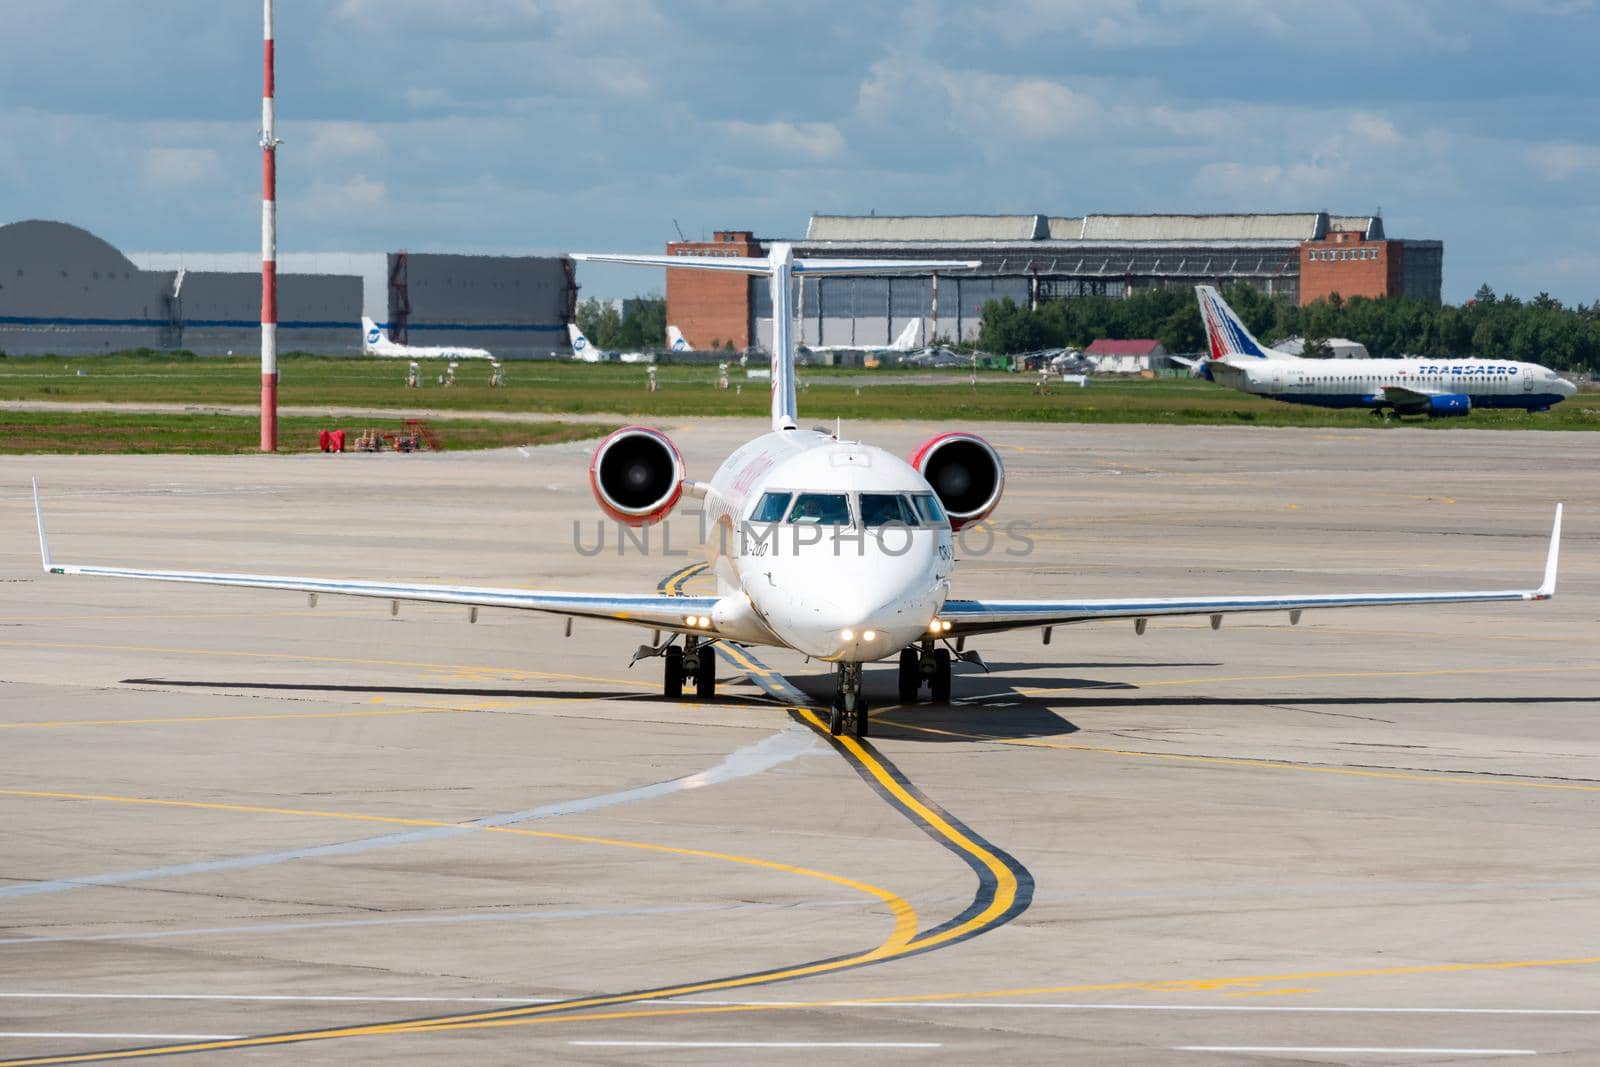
xmin=32 ymin=478 xmax=54 ymax=573
xmin=1535 ymin=503 xmax=1562 ymax=599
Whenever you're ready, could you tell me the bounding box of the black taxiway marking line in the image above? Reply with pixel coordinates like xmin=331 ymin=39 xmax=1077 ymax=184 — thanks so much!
xmin=0 ymin=610 xmax=1031 ymax=1065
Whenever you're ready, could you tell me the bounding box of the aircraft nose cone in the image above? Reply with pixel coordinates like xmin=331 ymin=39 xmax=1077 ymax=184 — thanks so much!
xmin=1558 ymin=377 xmax=1578 ymax=397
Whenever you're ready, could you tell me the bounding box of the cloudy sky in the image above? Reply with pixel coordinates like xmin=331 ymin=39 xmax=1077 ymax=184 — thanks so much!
xmin=3 ymin=0 xmax=1597 ymax=303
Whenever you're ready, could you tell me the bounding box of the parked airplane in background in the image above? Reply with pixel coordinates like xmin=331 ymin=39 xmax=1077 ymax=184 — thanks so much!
xmin=361 ymin=317 xmax=491 ymax=360
xmin=1185 ymin=286 xmax=1576 ymax=416
xmin=800 ymin=317 xmax=924 ymax=357
xmin=34 ymin=248 xmax=1562 ymax=741
xmin=667 ymin=325 xmax=693 ymax=353
xmin=567 ymin=323 xmax=652 ymax=364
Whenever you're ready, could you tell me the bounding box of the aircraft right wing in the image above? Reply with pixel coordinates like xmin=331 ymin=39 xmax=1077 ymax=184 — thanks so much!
xmin=32 ymin=482 xmax=721 ymax=636
xmin=1382 ymin=384 xmax=1440 ymax=405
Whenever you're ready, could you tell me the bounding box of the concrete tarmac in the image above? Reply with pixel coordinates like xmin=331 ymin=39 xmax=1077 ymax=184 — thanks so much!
xmin=1 ymin=420 xmax=1597 ymax=1064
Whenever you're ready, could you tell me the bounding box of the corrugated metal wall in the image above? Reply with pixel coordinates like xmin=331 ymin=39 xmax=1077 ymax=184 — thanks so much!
xmin=388 ymin=253 xmax=573 ymax=359
xmin=750 ymin=274 xmax=1029 ymax=349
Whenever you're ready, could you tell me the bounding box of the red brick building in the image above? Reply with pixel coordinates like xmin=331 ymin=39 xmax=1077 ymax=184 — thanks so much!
xmin=665 ymin=231 xmax=762 ymax=350
xmin=1298 ymin=226 xmax=1403 ymax=306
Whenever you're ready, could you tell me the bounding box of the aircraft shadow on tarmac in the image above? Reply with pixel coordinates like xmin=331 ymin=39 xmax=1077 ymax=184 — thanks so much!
xmin=120 ymin=677 xmax=780 ymax=710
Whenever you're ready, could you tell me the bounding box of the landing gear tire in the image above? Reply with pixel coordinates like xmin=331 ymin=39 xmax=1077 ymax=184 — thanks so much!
xmin=897 ymin=648 xmax=920 ymax=704
xmin=832 ymin=662 xmax=867 ymax=739
xmin=663 ymin=646 xmax=684 ymax=699
xmin=694 ymin=647 xmax=716 ymax=699
xmin=930 ymin=648 xmax=953 ymax=703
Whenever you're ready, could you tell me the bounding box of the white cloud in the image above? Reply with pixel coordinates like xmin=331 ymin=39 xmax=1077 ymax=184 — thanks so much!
xmin=716 ymin=120 xmax=846 ymax=160
xmin=1527 ymin=141 xmax=1600 ymax=180
xmin=1348 ymin=112 xmax=1401 ymax=145
xmin=856 ymin=60 xmax=1101 ymax=146
xmin=141 ymin=147 xmax=222 ymax=189
xmin=304 ymin=122 xmax=386 ymax=161
xmin=299 ymin=175 xmax=387 ymax=220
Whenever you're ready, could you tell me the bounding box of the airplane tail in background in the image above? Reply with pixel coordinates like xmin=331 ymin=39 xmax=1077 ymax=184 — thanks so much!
xmin=891 ymin=319 xmax=923 ymax=352
xmin=361 ymin=317 xmax=389 ymax=354
xmin=573 ymin=245 xmax=978 ymax=432
xmin=666 ymin=325 xmax=692 ymax=353
xmin=568 ymin=323 xmax=596 ymax=360
xmin=1194 ymin=285 xmax=1286 ymax=362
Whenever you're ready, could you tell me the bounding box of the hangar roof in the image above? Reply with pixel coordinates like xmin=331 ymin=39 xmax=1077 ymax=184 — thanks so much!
xmin=802 ymin=212 xmax=1384 ymax=245
xmin=0 ymin=219 xmax=138 ymax=273
xmin=805 ymin=214 xmax=1048 ymax=242
xmin=1069 ymin=214 xmax=1327 ymax=241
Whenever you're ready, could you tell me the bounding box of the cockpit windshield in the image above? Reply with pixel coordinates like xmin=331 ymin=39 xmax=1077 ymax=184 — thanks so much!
xmin=786 ymin=492 xmax=852 ymax=525
xmin=859 ymin=493 xmax=920 ymax=528
xmin=750 ymin=491 xmax=792 ymax=523
xmin=910 ymin=493 xmax=948 ymax=526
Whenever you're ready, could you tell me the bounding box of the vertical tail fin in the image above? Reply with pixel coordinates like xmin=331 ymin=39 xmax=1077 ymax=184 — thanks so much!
xmin=891 ymin=318 xmax=923 ymax=351
xmin=666 ymin=325 xmax=692 ymax=353
xmin=568 ymin=323 xmax=594 ymax=360
xmin=1194 ymin=285 xmax=1281 ymax=361
xmin=361 ymin=317 xmax=384 ymax=351
xmin=32 ymin=478 xmax=53 ymax=572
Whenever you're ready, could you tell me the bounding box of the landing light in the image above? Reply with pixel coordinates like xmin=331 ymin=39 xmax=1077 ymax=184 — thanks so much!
xmin=929 ymin=619 xmax=953 ymax=634
xmin=862 ymin=630 xmax=877 ymax=642
xmin=840 ymin=628 xmax=855 ymax=641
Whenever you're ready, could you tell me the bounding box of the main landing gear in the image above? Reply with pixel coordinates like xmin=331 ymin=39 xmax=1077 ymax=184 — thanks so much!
xmin=830 ymin=661 xmax=869 ymax=740
xmin=897 ymin=641 xmax=952 ymax=705
xmin=663 ymin=636 xmax=716 ymax=700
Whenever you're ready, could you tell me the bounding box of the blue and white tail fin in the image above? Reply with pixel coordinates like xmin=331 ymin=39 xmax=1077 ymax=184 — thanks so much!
xmin=568 ymin=323 xmax=597 ymax=361
xmin=666 ymin=325 xmax=692 ymax=353
xmin=573 ymin=245 xmax=978 ymax=431
xmin=1195 ymin=285 xmax=1288 ymax=363
xmin=361 ymin=317 xmax=389 ymax=354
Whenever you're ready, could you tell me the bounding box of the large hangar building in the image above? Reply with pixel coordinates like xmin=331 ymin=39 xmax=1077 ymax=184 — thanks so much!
xmin=666 ymin=213 xmax=1444 ymax=351
xmin=0 ymin=220 xmax=574 ymax=357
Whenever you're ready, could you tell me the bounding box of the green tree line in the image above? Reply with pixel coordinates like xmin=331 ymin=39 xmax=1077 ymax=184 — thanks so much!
xmin=976 ymin=283 xmax=1600 ymax=372
xmin=575 ymin=296 xmax=666 ymax=351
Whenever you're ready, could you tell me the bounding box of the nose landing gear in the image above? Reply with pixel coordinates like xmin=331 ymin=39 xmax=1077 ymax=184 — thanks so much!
xmin=830 ymin=661 xmax=868 ymax=739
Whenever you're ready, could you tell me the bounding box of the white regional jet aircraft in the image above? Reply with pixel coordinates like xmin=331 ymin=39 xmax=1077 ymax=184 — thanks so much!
xmin=361 ymin=317 xmax=492 ymax=360
xmin=801 ymin=317 xmax=924 ymax=357
xmin=33 ymin=244 xmax=1563 ymax=740
xmin=1189 ymin=286 xmax=1577 ymax=416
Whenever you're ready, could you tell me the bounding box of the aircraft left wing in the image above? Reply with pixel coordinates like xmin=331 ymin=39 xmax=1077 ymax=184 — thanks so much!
xmin=938 ymin=505 xmax=1561 ymax=637
xmin=32 ymin=482 xmax=719 ymax=635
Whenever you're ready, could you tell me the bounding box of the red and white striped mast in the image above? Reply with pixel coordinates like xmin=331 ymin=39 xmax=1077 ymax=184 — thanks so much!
xmin=259 ymin=0 xmax=280 ymax=451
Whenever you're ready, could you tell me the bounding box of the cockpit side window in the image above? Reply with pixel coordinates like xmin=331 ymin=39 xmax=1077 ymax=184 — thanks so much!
xmin=911 ymin=493 xmax=948 ymax=526
xmin=860 ymin=493 xmax=919 ymax=528
xmin=750 ymin=491 xmax=792 ymax=523
xmin=786 ymin=492 xmax=852 ymax=525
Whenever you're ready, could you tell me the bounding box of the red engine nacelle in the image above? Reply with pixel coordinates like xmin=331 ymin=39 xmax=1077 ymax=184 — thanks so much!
xmin=589 ymin=426 xmax=684 ymax=526
xmin=907 ymin=431 xmax=1004 ymax=531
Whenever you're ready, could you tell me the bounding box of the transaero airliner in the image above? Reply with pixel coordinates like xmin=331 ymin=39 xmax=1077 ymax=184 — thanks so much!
xmin=1191 ymin=285 xmax=1577 ymax=417
xmin=33 ymin=246 xmax=1563 ymax=740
